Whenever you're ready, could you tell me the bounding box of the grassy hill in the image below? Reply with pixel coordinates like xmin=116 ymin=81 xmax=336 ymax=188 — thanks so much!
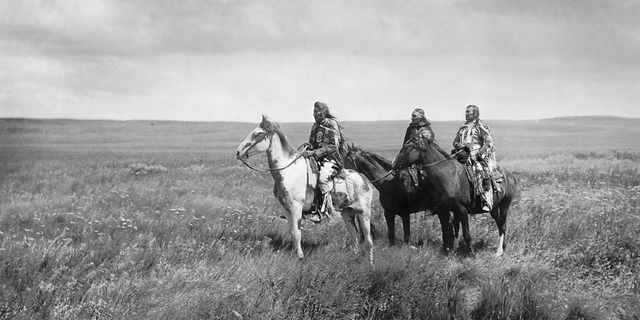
xmin=2 ymin=116 xmax=640 ymax=161
xmin=1 ymin=117 xmax=639 ymax=319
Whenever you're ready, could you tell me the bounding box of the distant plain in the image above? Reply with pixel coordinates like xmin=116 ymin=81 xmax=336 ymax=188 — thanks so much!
xmin=1 ymin=116 xmax=639 ymax=319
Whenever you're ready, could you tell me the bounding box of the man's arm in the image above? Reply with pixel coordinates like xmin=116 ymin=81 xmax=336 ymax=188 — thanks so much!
xmin=308 ymin=124 xmax=317 ymax=145
xmin=313 ymin=119 xmax=340 ymax=157
xmin=453 ymin=126 xmax=465 ymax=149
xmin=420 ymin=126 xmax=435 ymax=141
xmin=477 ymin=121 xmax=494 ymax=157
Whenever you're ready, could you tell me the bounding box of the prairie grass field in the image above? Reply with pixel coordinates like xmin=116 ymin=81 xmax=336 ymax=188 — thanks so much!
xmin=1 ymin=117 xmax=640 ymax=319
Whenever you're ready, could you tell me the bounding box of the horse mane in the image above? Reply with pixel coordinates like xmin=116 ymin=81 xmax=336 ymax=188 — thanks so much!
xmin=420 ymin=138 xmax=451 ymax=159
xmin=364 ymin=150 xmax=393 ymax=169
xmin=260 ymin=118 xmax=295 ymax=155
xmin=348 ymin=144 xmax=393 ymax=171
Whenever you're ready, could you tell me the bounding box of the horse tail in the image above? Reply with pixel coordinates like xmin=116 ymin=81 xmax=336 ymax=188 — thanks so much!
xmin=499 ymin=167 xmax=518 ymax=202
xmin=507 ymin=168 xmax=518 ymax=199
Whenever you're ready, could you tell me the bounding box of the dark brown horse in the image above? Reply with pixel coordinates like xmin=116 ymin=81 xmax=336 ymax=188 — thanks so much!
xmin=392 ymin=138 xmax=517 ymax=256
xmin=343 ymin=145 xmax=445 ymax=246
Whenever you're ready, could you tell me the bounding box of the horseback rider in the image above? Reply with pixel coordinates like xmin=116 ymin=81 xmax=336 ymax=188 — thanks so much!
xmin=452 ymin=105 xmax=499 ymax=212
xmin=400 ymin=108 xmax=451 ymax=188
xmin=403 ymin=108 xmax=450 ymax=155
xmin=403 ymin=108 xmax=435 ymax=145
xmin=303 ymin=101 xmax=345 ymax=222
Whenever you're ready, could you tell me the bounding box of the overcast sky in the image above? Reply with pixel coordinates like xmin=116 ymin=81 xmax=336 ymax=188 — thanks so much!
xmin=1 ymin=0 xmax=639 ymax=122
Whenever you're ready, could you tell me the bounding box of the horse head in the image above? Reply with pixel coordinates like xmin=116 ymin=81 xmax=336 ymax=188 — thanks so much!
xmin=235 ymin=115 xmax=275 ymax=161
xmin=391 ymin=139 xmax=424 ymax=170
xmin=392 ymin=136 xmax=451 ymax=170
xmin=342 ymin=143 xmax=360 ymax=170
xmin=236 ymin=115 xmax=297 ymax=164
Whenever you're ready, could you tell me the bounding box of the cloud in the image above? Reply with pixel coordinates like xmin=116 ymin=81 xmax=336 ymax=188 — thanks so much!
xmin=0 ymin=1 xmax=465 ymax=57
xmin=1 ymin=0 xmax=639 ymax=121
xmin=459 ymin=0 xmax=640 ymax=75
xmin=4 ymin=0 xmax=638 ymax=65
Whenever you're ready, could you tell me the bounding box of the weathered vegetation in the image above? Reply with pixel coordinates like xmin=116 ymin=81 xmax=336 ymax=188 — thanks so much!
xmin=1 ymin=117 xmax=639 ymax=319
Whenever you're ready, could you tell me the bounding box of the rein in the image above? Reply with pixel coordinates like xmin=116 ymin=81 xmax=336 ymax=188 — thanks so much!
xmin=240 ymin=133 xmax=310 ymax=172
xmin=347 ymin=149 xmax=394 ymax=183
xmin=370 ymin=170 xmax=394 ymax=183
xmin=414 ymin=149 xmax=463 ymax=168
xmin=395 ymin=144 xmax=464 ymax=170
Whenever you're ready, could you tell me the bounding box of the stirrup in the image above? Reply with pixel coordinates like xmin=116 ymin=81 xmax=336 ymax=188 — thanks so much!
xmin=308 ymin=214 xmax=322 ymax=223
xmin=319 ymin=195 xmax=328 ymax=214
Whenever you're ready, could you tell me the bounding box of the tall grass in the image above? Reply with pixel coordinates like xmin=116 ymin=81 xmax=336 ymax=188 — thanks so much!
xmin=1 ymin=119 xmax=639 ymax=319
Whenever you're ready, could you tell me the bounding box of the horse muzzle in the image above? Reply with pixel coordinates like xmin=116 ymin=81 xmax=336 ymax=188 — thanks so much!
xmin=235 ymin=149 xmax=249 ymax=161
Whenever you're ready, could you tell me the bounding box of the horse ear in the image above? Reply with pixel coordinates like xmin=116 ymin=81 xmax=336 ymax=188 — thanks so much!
xmin=260 ymin=114 xmax=272 ymax=131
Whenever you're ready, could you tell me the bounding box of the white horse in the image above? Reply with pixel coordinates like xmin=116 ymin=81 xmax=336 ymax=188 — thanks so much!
xmin=235 ymin=116 xmax=374 ymax=263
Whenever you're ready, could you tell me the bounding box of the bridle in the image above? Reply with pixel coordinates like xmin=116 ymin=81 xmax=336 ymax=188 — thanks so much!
xmin=345 ymin=149 xmax=362 ymax=171
xmin=345 ymin=149 xmax=394 ymax=183
xmin=239 ymin=130 xmax=310 ymax=172
xmin=394 ymin=140 xmax=464 ymax=170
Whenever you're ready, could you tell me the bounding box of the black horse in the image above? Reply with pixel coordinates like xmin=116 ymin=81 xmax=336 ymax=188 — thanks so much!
xmin=343 ymin=145 xmax=443 ymax=246
xmin=392 ymin=138 xmax=517 ymax=256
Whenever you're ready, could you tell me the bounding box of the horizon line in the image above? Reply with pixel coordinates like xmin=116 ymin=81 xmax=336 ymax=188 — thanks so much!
xmin=1 ymin=115 xmax=638 ymax=124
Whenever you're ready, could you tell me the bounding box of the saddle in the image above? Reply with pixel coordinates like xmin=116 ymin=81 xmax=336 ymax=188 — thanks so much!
xmin=407 ymin=165 xmax=421 ymax=188
xmin=307 ymin=157 xmax=347 ymax=180
xmin=452 ymin=147 xmax=503 ymax=196
xmin=462 ymin=165 xmax=504 ymax=196
xmin=306 ymin=157 xmax=351 ymax=213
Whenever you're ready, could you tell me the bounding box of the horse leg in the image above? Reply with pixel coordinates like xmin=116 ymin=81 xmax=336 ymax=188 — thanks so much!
xmin=341 ymin=209 xmax=360 ymax=250
xmin=452 ymin=211 xmax=460 ymax=239
xmin=454 ymin=206 xmax=472 ymax=254
xmin=287 ymin=203 xmax=304 ymax=259
xmin=357 ymin=210 xmax=374 ymax=265
xmin=401 ymin=214 xmax=411 ymax=244
xmin=493 ymin=196 xmax=511 ymax=257
xmin=384 ymin=212 xmax=397 ymax=246
xmin=437 ymin=210 xmax=455 ymax=253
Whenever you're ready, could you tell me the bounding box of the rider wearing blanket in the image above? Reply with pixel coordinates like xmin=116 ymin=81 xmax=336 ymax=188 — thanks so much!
xmin=403 ymin=108 xmax=450 ymax=156
xmin=453 ymin=105 xmax=500 ymax=212
xmin=303 ymin=101 xmax=345 ymax=221
xmin=403 ymin=108 xmax=434 ymax=145
xmin=402 ymin=108 xmax=449 ymax=186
